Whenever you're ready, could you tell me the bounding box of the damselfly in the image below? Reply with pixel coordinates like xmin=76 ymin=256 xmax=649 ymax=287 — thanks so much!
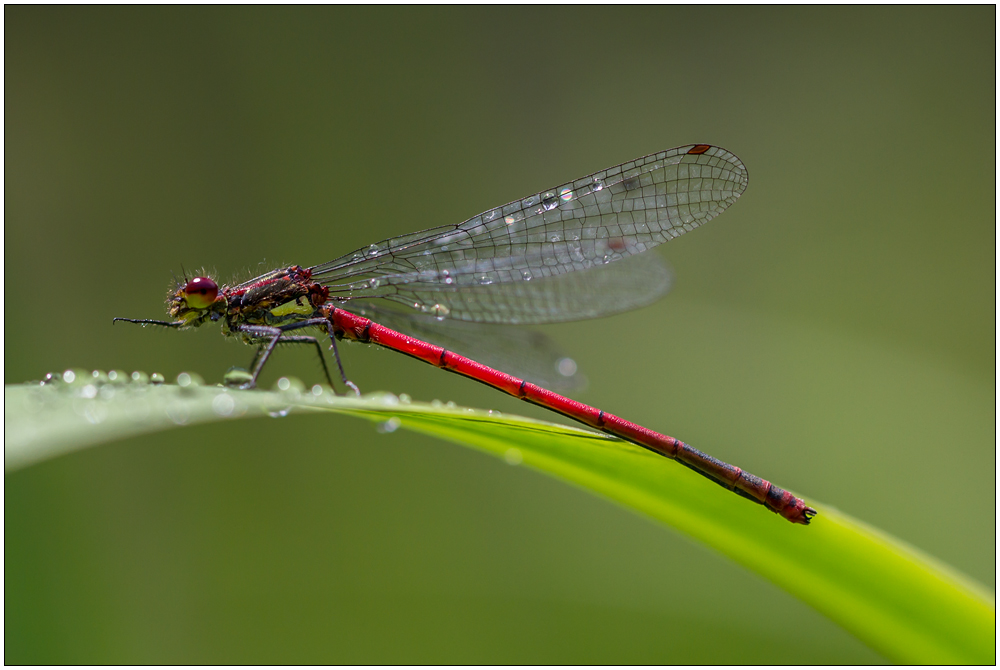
xmin=115 ymin=144 xmax=816 ymax=524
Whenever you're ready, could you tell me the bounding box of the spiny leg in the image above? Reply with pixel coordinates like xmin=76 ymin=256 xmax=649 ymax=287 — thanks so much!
xmin=326 ymin=320 xmax=360 ymax=396
xmin=248 ymin=344 xmax=265 ymax=373
xmin=238 ymin=318 xmax=352 ymax=392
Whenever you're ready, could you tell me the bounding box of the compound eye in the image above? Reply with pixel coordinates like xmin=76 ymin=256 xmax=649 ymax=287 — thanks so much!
xmin=183 ymin=277 xmax=218 ymax=309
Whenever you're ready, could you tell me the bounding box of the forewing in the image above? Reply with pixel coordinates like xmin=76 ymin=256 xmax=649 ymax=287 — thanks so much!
xmin=312 ymin=144 xmax=745 ymax=323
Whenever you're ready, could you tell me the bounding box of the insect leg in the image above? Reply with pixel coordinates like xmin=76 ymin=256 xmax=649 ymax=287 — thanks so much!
xmin=237 ymin=324 xmax=283 ymax=388
xmin=325 ymin=320 xmax=360 ymax=396
xmin=272 ymin=335 xmax=337 ymax=393
xmin=238 ymin=318 xmax=351 ymax=392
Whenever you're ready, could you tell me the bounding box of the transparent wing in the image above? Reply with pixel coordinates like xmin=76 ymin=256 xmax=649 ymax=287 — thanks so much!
xmin=312 ymin=144 xmax=746 ymax=323
xmin=353 ymin=250 xmax=673 ymax=324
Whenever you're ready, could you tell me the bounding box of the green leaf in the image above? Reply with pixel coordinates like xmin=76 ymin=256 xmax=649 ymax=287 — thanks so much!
xmin=5 ymin=376 xmax=994 ymax=663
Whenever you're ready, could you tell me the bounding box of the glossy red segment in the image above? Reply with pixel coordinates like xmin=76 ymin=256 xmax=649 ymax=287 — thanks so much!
xmin=328 ymin=306 xmax=814 ymax=524
xmin=521 ymin=382 xmax=604 ymax=428
xmin=442 ymin=352 xmax=524 ymax=396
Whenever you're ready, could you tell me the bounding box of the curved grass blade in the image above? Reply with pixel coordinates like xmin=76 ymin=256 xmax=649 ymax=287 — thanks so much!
xmin=4 ymin=378 xmax=994 ymax=663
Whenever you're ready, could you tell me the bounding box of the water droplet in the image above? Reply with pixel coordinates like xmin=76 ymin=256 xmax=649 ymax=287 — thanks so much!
xmin=81 ymin=384 xmax=98 ymax=399
xmin=91 ymin=370 xmax=109 ymax=384
xmin=131 ymin=371 xmax=148 ymax=384
xmin=542 ymin=193 xmax=559 ymax=210
xmin=549 ymin=234 xmax=561 ymax=243
xmin=311 ymin=384 xmax=325 ymax=396
xmin=398 ymin=393 xmax=412 ymax=404
xmin=371 ymin=392 xmax=399 ymax=406
xmin=368 ymin=278 xmax=381 ymax=289
xmin=376 ymin=417 xmax=401 ymax=433
xmin=62 ymin=370 xmax=76 ymax=384
xmin=504 ymin=448 xmax=523 ymax=465
xmin=166 ymin=403 xmax=190 ymax=425
xmin=367 ymin=244 xmax=380 ymax=257
xmin=431 ymin=304 xmax=450 ymax=319
xmin=99 ymin=384 xmax=116 ymax=400
xmin=224 ymin=368 xmax=254 ymax=388
xmin=268 ymin=408 xmax=291 ymax=418
xmin=352 ymin=251 xmax=365 ymax=261
xmin=520 ymin=269 xmax=533 ymax=281
xmin=559 ymin=188 xmax=573 ymax=201
xmin=177 ymin=372 xmax=193 ymax=387
xmin=601 ymin=255 xmax=611 ymax=264
xmin=487 ymin=409 xmax=501 ymax=417
xmin=43 ymin=372 xmax=62 ymax=385
xmin=557 ymin=357 xmax=578 ymax=377
xmin=523 ymin=195 xmax=538 ymax=207
xmin=478 ymin=274 xmax=493 ymax=286
xmin=150 ymin=373 xmax=165 ymax=385
xmin=107 ymin=370 xmax=120 ymax=382
xmin=431 ymin=399 xmax=443 ymax=408
xmin=592 ymin=177 xmax=604 ymax=192
xmin=212 ymin=393 xmax=236 ymax=417
xmin=505 ymin=212 xmax=524 ymax=225
xmin=445 ymin=401 xmax=456 ymax=409
xmin=276 ymin=377 xmax=305 ymax=398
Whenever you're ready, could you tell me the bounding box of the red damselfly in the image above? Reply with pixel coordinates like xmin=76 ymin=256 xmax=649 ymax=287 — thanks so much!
xmin=115 ymin=144 xmax=816 ymax=524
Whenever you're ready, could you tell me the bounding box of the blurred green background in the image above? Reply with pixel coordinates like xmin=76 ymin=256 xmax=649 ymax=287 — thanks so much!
xmin=5 ymin=6 xmax=993 ymax=663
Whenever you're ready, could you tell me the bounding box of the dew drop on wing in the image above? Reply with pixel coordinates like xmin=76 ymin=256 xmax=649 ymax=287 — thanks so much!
xmin=556 ymin=357 xmax=578 ymax=377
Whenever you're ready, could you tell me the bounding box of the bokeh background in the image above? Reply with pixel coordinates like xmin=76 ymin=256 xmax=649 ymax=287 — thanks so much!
xmin=5 ymin=6 xmax=993 ymax=663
